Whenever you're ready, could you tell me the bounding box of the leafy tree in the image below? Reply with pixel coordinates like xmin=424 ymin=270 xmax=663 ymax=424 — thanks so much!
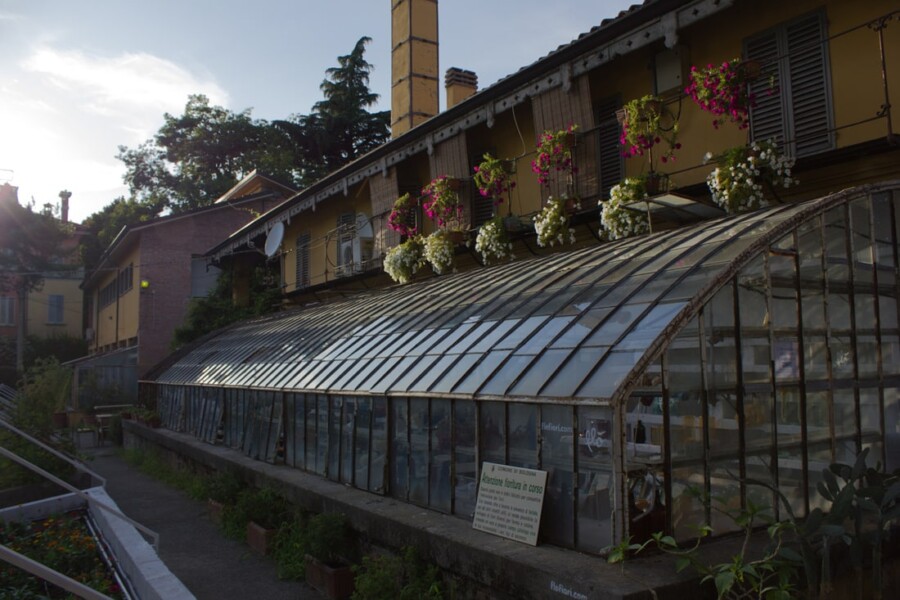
xmin=0 ymin=184 xmax=69 ymax=293
xmin=275 ymin=36 xmax=390 ymax=186
xmin=171 ymin=265 xmax=281 ymax=349
xmin=79 ymin=196 xmax=164 ymax=270
xmin=118 ymin=95 xmax=297 ymax=212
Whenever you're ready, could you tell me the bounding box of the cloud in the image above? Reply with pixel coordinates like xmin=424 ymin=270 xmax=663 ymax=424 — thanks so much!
xmin=23 ymin=47 xmax=229 ymax=122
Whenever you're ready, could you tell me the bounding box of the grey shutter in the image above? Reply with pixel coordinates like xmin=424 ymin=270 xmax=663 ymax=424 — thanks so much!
xmin=746 ymin=30 xmax=786 ymax=148
xmin=295 ymin=232 xmax=310 ymax=288
xmin=746 ymin=11 xmax=832 ymax=157
xmin=337 ymin=212 xmax=354 ymax=269
xmin=596 ymin=95 xmax=624 ymax=199
xmin=785 ymin=13 xmax=833 ymax=156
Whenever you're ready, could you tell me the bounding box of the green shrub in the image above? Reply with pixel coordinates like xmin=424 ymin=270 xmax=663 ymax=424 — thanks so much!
xmin=203 ymin=471 xmax=243 ymax=504
xmin=0 ymin=430 xmax=75 ymax=489
xmin=302 ymin=512 xmax=356 ymax=566
xmin=352 ymin=547 xmax=444 ymax=600
xmin=274 ymin=516 xmax=309 ymax=580
xmin=14 ymin=357 xmax=71 ymax=438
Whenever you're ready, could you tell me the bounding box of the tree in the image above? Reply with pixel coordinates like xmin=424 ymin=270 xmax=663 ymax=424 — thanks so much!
xmin=118 ymin=95 xmax=297 ymax=212
xmin=275 ymin=36 xmax=390 ymax=186
xmin=79 ymin=196 xmax=164 ymax=271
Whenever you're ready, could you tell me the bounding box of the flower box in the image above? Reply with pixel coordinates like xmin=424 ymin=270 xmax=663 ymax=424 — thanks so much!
xmin=305 ymin=555 xmax=355 ymax=600
xmin=246 ymin=521 xmax=277 ymax=556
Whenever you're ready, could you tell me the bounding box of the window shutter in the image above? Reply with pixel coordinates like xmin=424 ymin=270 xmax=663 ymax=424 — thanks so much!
xmin=746 ymin=31 xmax=786 ymax=148
xmin=786 ymin=13 xmax=833 ymax=157
xmin=337 ymin=213 xmax=354 ymax=268
xmin=595 ymin=95 xmax=624 ymax=199
xmin=48 ymin=295 xmax=64 ymax=324
xmin=746 ymin=11 xmax=832 ymax=158
xmin=295 ymin=232 xmax=311 ymax=289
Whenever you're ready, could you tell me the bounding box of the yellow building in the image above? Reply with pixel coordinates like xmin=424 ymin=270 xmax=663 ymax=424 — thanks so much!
xmin=144 ymin=1 xmax=900 ymax=594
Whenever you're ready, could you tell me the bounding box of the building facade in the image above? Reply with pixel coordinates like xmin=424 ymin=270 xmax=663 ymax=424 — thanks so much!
xmin=143 ymin=0 xmax=900 ymax=557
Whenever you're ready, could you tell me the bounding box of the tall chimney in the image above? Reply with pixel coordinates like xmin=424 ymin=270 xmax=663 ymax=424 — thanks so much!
xmin=391 ymin=0 xmax=439 ymax=138
xmin=445 ymin=68 xmax=477 ymax=109
xmin=59 ymin=190 xmax=71 ymax=223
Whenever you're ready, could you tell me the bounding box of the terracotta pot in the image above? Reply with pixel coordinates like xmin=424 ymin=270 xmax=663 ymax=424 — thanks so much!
xmin=52 ymin=411 xmax=68 ymax=429
xmin=446 ymin=177 xmax=462 ymax=191
xmin=246 ymin=521 xmax=276 ymax=556
xmin=305 ymin=555 xmax=355 ymax=600
xmin=740 ymin=59 xmax=762 ymax=81
xmin=644 ymin=172 xmax=669 ymax=196
xmin=446 ymin=230 xmax=466 ymax=245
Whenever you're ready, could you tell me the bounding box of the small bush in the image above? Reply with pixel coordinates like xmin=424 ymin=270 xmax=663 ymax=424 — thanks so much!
xmin=303 ymin=512 xmax=356 ymax=566
xmin=352 ymin=547 xmax=444 ymax=600
xmin=274 ymin=516 xmax=309 ymax=580
xmin=203 ymin=471 xmax=243 ymax=504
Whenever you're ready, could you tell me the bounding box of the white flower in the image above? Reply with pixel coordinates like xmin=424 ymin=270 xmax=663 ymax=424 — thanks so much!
xmin=475 ymin=218 xmax=515 ymax=265
xmin=423 ymin=230 xmax=457 ymax=275
xmin=534 ymin=196 xmax=577 ymax=248
xmin=384 ymin=237 xmax=424 ymax=284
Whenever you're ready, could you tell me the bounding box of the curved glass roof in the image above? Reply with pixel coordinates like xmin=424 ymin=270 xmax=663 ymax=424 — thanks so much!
xmin=153 ymin=191 xmax=853 ymax=403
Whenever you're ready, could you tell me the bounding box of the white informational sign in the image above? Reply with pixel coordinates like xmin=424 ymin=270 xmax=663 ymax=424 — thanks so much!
xmin=472 ymin=462 xmax=548 ymax=546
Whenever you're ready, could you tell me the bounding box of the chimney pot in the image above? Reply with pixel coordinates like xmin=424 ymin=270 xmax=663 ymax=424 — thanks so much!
xmin=445 ymin=67 xmax=478 ymax=108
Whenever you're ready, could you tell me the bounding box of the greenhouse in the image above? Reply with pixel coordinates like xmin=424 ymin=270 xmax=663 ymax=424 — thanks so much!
xmin=142 ymin=181 xmax=900 ymax=554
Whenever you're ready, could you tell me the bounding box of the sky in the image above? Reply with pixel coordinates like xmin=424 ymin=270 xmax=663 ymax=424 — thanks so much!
xmin=0 ymin=1 xmax=633 ymax=224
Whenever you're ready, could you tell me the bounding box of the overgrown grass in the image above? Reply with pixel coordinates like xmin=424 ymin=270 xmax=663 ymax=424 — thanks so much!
xmin=120 ymin=447 xmax=207 ymax=501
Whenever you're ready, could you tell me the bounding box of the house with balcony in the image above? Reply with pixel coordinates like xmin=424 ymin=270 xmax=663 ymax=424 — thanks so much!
xmin=74 ymin=172 xmax=294 ymax=404
xmin=139 ymin=1 xmax=900 ymax=597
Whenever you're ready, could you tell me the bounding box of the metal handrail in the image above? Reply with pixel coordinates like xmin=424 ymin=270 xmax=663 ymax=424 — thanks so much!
xmin=0 ymin=418 xmax=107 ymax=486
xmin=0 ymin=543 xmax=114 ymax=600
xmin=0 ymin=447 xmax=159 ymax=549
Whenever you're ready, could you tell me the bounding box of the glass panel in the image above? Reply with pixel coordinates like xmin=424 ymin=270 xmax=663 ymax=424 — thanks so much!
xmin=709 ymin=459 xmax=742 ymax=535
xmin=737 ymin=256 xmax=771 ymax=386
xmin=576 ymin=406 xmax=614 ymax=553
xmin=857 ymin=334 xmax=879 ymax=379
xmin=494 ymin=316 xmax=546 ymax=350
xmin=515 ymin=316 xmax=575 ymax=354
xmin=585 ymin=303 xmax=651 ymax=347
xmin=508 ymin=349 xmax=570 ymax=397
xmin=541 ymin=346 xmax=609 ymax=397
xmin=806 ymin=391 xmax=831 ymax=443
xmin=541 ymin=404 xmax=575 ymax=547
xmin=454 ymin=350 xmax=510 ymax=395
xmin=577 ymin=350 xmax=643 ymax=399
xmin=430 ymin=399 xmax=451 ymax=513
xmin=453 ymin=400 xmax=478 ymax=519
xmin=833 ymin=387 xmax=856 ymax=439
xmin=370 ymin=398 xmax=387 ymax=493
xmin=408 ymin=398 xmax=429 ymax=506
xmin=341 ymin=398 xmax=356 ymax=484
xmin=807 ymin=442 xmax=833 ymax=512
xmin=508 ymin=404 xmax=538 ymax=469
xmin=744 ymin=391 xmax=775 ymax=512
xmin=885 ymin=387 xmax=900 ymax=472
xmin=303 ymin=394 xmax=316 ymax=472
xmin=671 ymin=465 xmax=706 ymax=540
xmin=469 ymin=319 xmax=520 ymax=353
xmin=431 ymin=354 xmax=480 ymax=394
xmin=391 ymin=355 xmax=439 ymax=392
xmin=315 ymin=395 xmax=329 ymax=476
xmin=668 ymin=319 xmax=704 ymax=463
xmin=480 ymin=402 xmax=506 ymax=466
xmin=328 ymin=397 xmax=341 ymax=480
xmin=478 ymin=355 xmax=534 ymax=397
xmin=354 ymin=398 xmax=371 ymax=490
xmin=617 ymin=302 xmax=686 ymax=351
xmin=859 ymin=387 xmax=880 ymax=440
xmin=776 ymin=388 xmax=805 ymax=519
xmin=390 ymin=399 xmax=409 ymax=499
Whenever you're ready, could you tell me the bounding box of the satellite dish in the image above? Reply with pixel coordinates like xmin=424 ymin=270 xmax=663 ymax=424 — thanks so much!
xmin=264 ymin=222 xmax=285 ymax=258
xmin=355 ymin=212 xmax=373 ymax=238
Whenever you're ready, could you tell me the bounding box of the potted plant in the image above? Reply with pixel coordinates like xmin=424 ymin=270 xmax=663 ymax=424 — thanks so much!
xmin=475 ymin=216 xmax=515 ymax=265
xmin=531 ymin=124 xmax=578 ymax=187
xmin=685 ymin=58 xmax=769 ymax=130
xmin=473 ymin=153 xmax=516 ymax=207
xmin=204 ymin=471 xmax=243 ymax=526
xmin=619 ymin=95 xmax=681 ymax=168
xmin=383 ymin=236 xmax=425 ymax=284
xmin=705 ymin=139 xmax=797 ymax=214
xmin=599 ymin=177 xmax=651 ymax=240
xmin=388 ymin=192 xmax=419 ymax=237
xmin=302 ymin=513 xmax=357 ymax=600
xmin=422 ymin=230 xmax=458 ymax=275
xmin=243 ymin=487 xmax=289 ymax=556
xmin=421 ymin=175 xmax=465 ymax=233
xmin=533 ymin=195 xmax=579 ymax=248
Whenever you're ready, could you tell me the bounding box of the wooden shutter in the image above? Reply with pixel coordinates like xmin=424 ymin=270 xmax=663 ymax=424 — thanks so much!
xmin=746 ymin=11 xmax=832 ymax=157
xmin=295 ymin=232 xmax=310 ymax=289
xmin=785 ymin=13 xmax=833 ymax=156
xmin=369 ymin=167 xmax=400 ymax=256
xmin=595 ymin=95 xmax=624 ymax=199
xmin=429 ymin=132 xmax=475 ymax=227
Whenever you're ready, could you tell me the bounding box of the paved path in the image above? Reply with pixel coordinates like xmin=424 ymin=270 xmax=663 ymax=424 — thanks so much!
xmin=85 ymin=447 xmax=322 ymax=600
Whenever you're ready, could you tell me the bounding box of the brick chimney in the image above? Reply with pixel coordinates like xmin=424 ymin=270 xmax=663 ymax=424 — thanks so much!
xmin=391 ymin=0 xmax=439 ymax=137
xmin=445 ymin=67 xmax=477 ymax=109
xmin=59 ymin=190 xmax=71 ymax=223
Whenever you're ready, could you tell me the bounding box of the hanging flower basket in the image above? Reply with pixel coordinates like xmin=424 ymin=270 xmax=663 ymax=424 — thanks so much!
xmin=421 ymin=175 xmax=465 ymax=230
xmin=600 ymin=178 xmax=651 ymax=240
xmin=475 ymin=216 xmax=515 ymax=266
xmin=423 ymin=230 xmax=457 ymax=275
xmin=383 ymin=236 xmax=425 ymax=284
xmin=619 ymin=95 xmax=680 ymax=169
xmin=705 ymin=139 xmax=797 ymax=214
xmin=473 ymin=153 xmax=516 ymax=206
xmin=685 ymin=58 xmax=772 ymax=130
xmin=531 ymin=124 xmax=579 ymax=186
xmin=533 ymin=195 xmax=577 ymax=248
xmin=388 ymin=192 xmax=418 ymax=237
xmin=643 ymin=172 xmax=670 ymax=196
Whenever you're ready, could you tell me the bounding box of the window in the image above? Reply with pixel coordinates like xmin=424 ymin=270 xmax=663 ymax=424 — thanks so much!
xmin=336 ymin=213 xmax=355 ymax=277
xmin=47 ymin=294 xmax=64 ymax=324
xmin=117 ymin=263 xmax=133 ymax=296
xmin=595 ymin=95 xmax=624 ymax=199
xmin=0 ymin=296 xmax=14 ymax=326
xmin=296 ymin=232 xmax=311 ymax=289
xmin=745 ymin=11 xmax=834 ymax=157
